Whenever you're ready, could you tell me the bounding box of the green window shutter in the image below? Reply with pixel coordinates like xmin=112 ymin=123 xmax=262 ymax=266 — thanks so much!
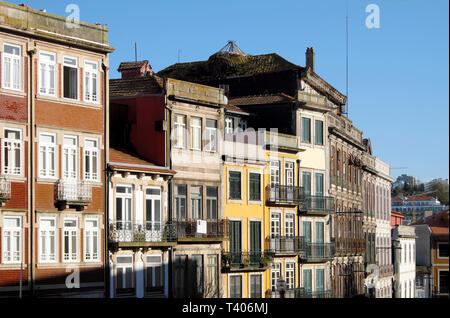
xmin=229 ymin=171 xmax=241 ymax=199
xmin=303 ymin=221 xmax=311 ymax=243
xmin=303 ymin=269 xmax=312 ymax=292
xmin=303 ymin=172 xmax=311 ymax=196
xmin=315 ymin=173 xmax=324 ymax=196
xmin=315 ymin=120 xmax=323 ymax=145
xmin=302 ymin=118 xmax=311 ymax=143
xmin=316 ymin=222 xmax=324 ymax=243
xmin=316 ymin=269 xmax=324 ymax=291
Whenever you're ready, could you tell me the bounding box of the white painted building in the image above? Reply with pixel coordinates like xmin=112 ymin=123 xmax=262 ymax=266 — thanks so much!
xmin=392 ymin=225 xmax=416 ymax=298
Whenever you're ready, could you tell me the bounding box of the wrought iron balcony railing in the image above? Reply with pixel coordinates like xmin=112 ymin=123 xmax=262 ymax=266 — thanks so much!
xmin=221 ymin=251 xmax=273 ymax=271
xmin=300 ymin=243 xmax=335 ymax=261
xmin=300 ymin=195 xmax=335 ymax=214
xmin=0 ymin=176 xmax=11 ymax=206
xmin=268 ymin=288 xmax=333 ymax=298
xmin=334 ymin=238 xmax=366 ymax=255
xmin=57 ymin=180 xmax=92 ymax=210
xmin=267 ymin=236 xmax=305 ymax=254
xmin=266 ymin=185 xmax=304 ymax=205
xmin=175 ymin=219 xmax=227 ymax=240
xmin=109 ymin=221 xmax=177 ymax=243
xmin=300 ymin=290 xmax=334 ymax=298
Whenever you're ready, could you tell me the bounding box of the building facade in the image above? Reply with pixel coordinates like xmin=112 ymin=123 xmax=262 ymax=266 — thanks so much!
xmin=392 ymin=195 xmax=448 ymax=224
xmin=0 ymin=2 xmax=113 ymax=297
xmin=392 ymin=225 xmax=416 ymax=298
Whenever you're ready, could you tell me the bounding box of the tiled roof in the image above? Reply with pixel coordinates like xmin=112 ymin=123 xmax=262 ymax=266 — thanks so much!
xmin=109 ymin=148 xmax=175 ymax=174
xmin=229 ymin=93 xmax=296 ymax=106
xmin=110 ymin=75 xmax=164 ymax=97
xmin=157 ymin=53 xmax=303 ymax=83
xmin=391 ymin=211 xmax=405 ymax=218
xmin=411 ymin=210 xmax=449 ymax=236
xmin=118 ymin=60 xmax=149 ymax=71
xmin=392 ymin=195 xmax=436 ymax=202
xmin=225 ymin=104 xmax=249 ymax=115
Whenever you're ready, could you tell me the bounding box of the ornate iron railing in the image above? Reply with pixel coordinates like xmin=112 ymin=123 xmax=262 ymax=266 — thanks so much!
xmin=334 ymin=238 xmax=366 ymax=255
xmin=221 ymin=251 xmax=273 ymax=270
xmin=57 ymin=179 xmax=92 ymax=203
xmin=301 ymin=243 xmax=335 ymax=261
xmin=0 ymin=175 xmax=11 ymax=202
xmin=175 ymin=219 xmax=227 ymax=239
xmin=300 ymin=196 xmax=335 ymax=213
xmin=266 ymin=185 xmax=304 ymax=205
xmin=268 ymin=287 xmax=306 ymax=298
xmin=109 ymin=221 xmax=177 ymax=243
xmin=267 ymin=236 xmax=305 ymax=254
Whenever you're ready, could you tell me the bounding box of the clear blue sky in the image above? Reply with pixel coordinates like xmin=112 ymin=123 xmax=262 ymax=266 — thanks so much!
xmin=21 ymin=0 xmax=449 ymax=182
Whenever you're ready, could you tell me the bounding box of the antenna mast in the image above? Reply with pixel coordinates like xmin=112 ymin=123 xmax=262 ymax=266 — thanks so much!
xmin=345 ymin=0 xmax=349 ymax=117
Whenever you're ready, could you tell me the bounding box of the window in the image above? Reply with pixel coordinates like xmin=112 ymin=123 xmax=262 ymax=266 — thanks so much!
xmin=439 ymin=270 xmax=449 ymax=294
xmin=174 ymin=114 xmax=187 ymax=149
xmin=438 ymin=243 xmax=449 ymax=258
xmin=205 ymin=119 xmax=217 ymax=152
xmin=316 ymin=269 xmax=325 ymax=291
xmin=270 ymin=213 xmax=281 ymax=238
xmin=230 ymin=275 xmax=242 ymax=298
xmin=192 ymin=254 xmax=204 ymax=297
xmin=63 ymin=136 xmax=78 ymax=179
xmin=250 ymin=274 xmax=262 ymax=298
xmin=285 ymin=162 xmax=294 ymax=186
xmin=2 ymin=216 xmax=21 ymax=264
xmin=174 ymin=255 xmax=188 ymax=298
xmin=84 ymin=138 xmax=99 ymax=181
xmin=285 ymin=214 xmax=295 ymax=237
xmin=190 ymin=117 xmax=202 ymax=150
xmin=146 ymin=188 xmax=161 ymax=231
xmin=270 ymin=161 xmax=280 ymax=187
xmin=206 ymin=187 xmax=218 ymax=220
xmin=249 ymin=173 xmax=261 ymax=201
xmin=315 ymin=173 xmax=324 ymax=196
xmin=116 ymin=186 xmax=132 ymax=230
xmin=206 ymin=255 xmax=219 ymax=297
xmin=191 ymin=185 xmax=203 ymax=220
xmin=303 ymin=221 xmax=312 ymax=243
xmin=84 ymin=61 xmax=98 ymax=103
xmin=2 ymin=43 xmax=22 ymax=91
xmin=85 ymin=219 xmax=99 ymax=262
xmin=116 ymin=256 xmax=134 ymax=294
xmin=285 ymin=263 xmax=295 ymax=290
xmin=175 ymin=185 xmax=187 ymax=220
xmin=315 ymin=120 xmax=324 ymax=145
xmin=63 ymin=56 xmax=78 ymax=99
xmin=225 ymin=117 xmax=234 ymax=134
xmin=302 ymin=117 xmax=311 ymax=143
xmin=302 ymin=172 xmax=312 ymax=196
xmin=229 ymin=171 xmax=241 ymax=200
xmin=229 ymin=221 xmax=242 ymax=256
xmin=63 ymin=218 xmax=78 ymax=262
xmin=39 ymin=218 xmax=57 ymax=263
xmin=39 ymin=51 xmax=56 ymax=96
xmin=316 ymin=222 xmax=324 ymax=243
xmin=146 ymin=255 xmax=163 ymax=292
xmin=303 ymin=269 xmax=312 ymax=292
xmin=271 ymin=263 xmax=281 ymax=291
xmin=3 ymin=128 xmax=22 ymax=176
xmin=39 ymin=133 xmax=56 ymax=178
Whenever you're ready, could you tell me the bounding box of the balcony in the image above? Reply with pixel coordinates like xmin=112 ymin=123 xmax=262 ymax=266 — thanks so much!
xmin=300 ymin=196 xmax=335 ymax=215
xmin=0 ymin=176 xmax=11 ymax=207
xmin=221 ymin=251 xmax=273 ymax=272
xmin=267 ymin=288 xmax=333 ymax=298
xmin=176 ymin=219 xmax=227 ymax=242
xmin=56 ymin=180 xmax=92 ymax=211
xmin=264 ymin=130 xmax=302 ymax=153
xmin=267 ymin=236 xmax=305 ymax=255
xmin=334 ymin=238 xmax=366 ymax=256
xmin=300 ymin=243 xmax=335 ymax=262
xmin=379 ymin=264 xmax=394 ymax=278
xmin=266 ymin=185 xmax=304 ymax=206
xmin=109 ymin=221 xmax=177 ymax=247
xmin=299 ymin=290 xmax=334 ymax=298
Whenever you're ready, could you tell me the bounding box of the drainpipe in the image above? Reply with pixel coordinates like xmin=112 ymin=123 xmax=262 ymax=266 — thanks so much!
xmin=102 ymin=61 xmax=110 ymax=298
xmin=26 ymin=44 xmax=36 ymax=298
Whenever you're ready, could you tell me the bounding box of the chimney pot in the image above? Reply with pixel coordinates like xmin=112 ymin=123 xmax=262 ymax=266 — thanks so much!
xmin=306 ymin=47 xmax=315 ymax=72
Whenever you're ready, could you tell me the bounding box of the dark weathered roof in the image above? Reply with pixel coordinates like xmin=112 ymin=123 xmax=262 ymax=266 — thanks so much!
xmin=157 ymin=53 xmax=302 ymax=83
xmin=225 ymin=104 xmax=250 ymax=115
xmin=110 ymin=75 xmax=164 ymax=97
xmin=118 ymin=60 xmax=150 ymax=72
xmin=109 ymin=148 xmax=176 ymax=175
xmin=229 ymin=93 xmax=296 ymax=106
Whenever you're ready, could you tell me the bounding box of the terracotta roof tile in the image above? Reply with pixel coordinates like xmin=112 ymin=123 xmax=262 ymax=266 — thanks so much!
xmin=229 ymin=93 xmax=295 ymax=106
xmin=225 ymin=104 xmax=249 ymax=115
xmin=411 ymin=210 xmax=449 ymax=236
xmin=110 ymin=75 xmax=164 ymax=97
xmin=109 ymin=148 xmax=175 ymax=174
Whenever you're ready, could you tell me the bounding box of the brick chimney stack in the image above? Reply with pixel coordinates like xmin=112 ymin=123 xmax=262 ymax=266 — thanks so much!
xmin=306 ymin=47 xmax=315 ymax=72
xmin=118 ymin=60 xmax=153 ymax=79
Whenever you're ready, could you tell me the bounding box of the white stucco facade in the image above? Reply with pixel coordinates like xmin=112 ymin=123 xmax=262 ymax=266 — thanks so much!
xmin=393 ymin=225 xmax=416 ymax=298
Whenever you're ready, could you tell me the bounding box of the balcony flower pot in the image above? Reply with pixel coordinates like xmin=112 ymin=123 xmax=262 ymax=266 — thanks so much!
xmin=242 ymin=257 xmax=250 ymax=267
xmin=260 ymin=255 xmax=273 ymax=267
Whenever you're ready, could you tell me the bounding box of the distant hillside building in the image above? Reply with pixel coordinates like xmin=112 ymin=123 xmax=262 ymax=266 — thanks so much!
xmin=424 ymin=178 xmax=449 ymax=192
xmin=395 ymin=174 xmax=417 ymax=188
xmin=392 ymin=195 xmax=449 ymax=224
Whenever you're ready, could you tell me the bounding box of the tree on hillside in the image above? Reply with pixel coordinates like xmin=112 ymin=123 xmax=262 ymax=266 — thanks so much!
xmin=432 ymin=182 xmax=449 ymax=206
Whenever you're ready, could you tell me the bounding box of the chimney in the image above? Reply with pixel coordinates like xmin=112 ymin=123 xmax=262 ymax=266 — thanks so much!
xmin=306 ymin=47 xmax=315 ymax=72
xmin=118 ymin=60 xmax=153 ymax=79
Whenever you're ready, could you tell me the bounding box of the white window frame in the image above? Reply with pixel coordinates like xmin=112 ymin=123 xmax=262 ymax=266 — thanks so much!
xmin=63 ymin=218 xmax=79 ymax=263
xmin=225 ymin=117 xmax=234 ymax=134
xmin=270 ymin=262 xmax=281 ymax=291
xmin=285 ymin=212 xmax=295 ymax=237
xmin=270 ymin=161 xmax=280 ymax=186
xmin=2 ymin=216 xmax=22 ymax=264
xmin=84 ymin=138 xmax=99 ymax=181
xmin=116 ymin=185 xmax=133 ymax=227
xmin=39 ymin=132 xmax=57 ymax=179
xmin=205 ymin=119 xmax=217 ymax=152
xmin=116 ymin=255 xmax=134 ymax=291
xmin=84 ymin=218 xmax=100 ymax=262
xmin=38 ymin=50 xmax=56 ymax=96
xmin=145 ymin=254 xmax=163 ymax=291
xmin=270 ymin=211 xmax=281 ymax=238
xmin=38 ymin=217 xmax=57 ymax=264
xmin=63 ymin=55 xmax=79 ymax=100
xmin=63 ymin=135 xmax=78 ymax=180
xmin=285 ymin=161 xmax=295 ymax=186
xmin=2 ymin=43 xmax=22 ymax=91
xmin=2 ymin=128 xmax=23 ymax=176
xmin=84 ymin=60 xmax=99 ymax=103
xmin=173 ymin=114 xmax=187 ymax=149
xmin=190 ymin=117 xmax=202 ymax=151
xmin=285 ymin=262 xmax=296 ymax=290
xmin=145 ymin=187 xmax=162 ymax=229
